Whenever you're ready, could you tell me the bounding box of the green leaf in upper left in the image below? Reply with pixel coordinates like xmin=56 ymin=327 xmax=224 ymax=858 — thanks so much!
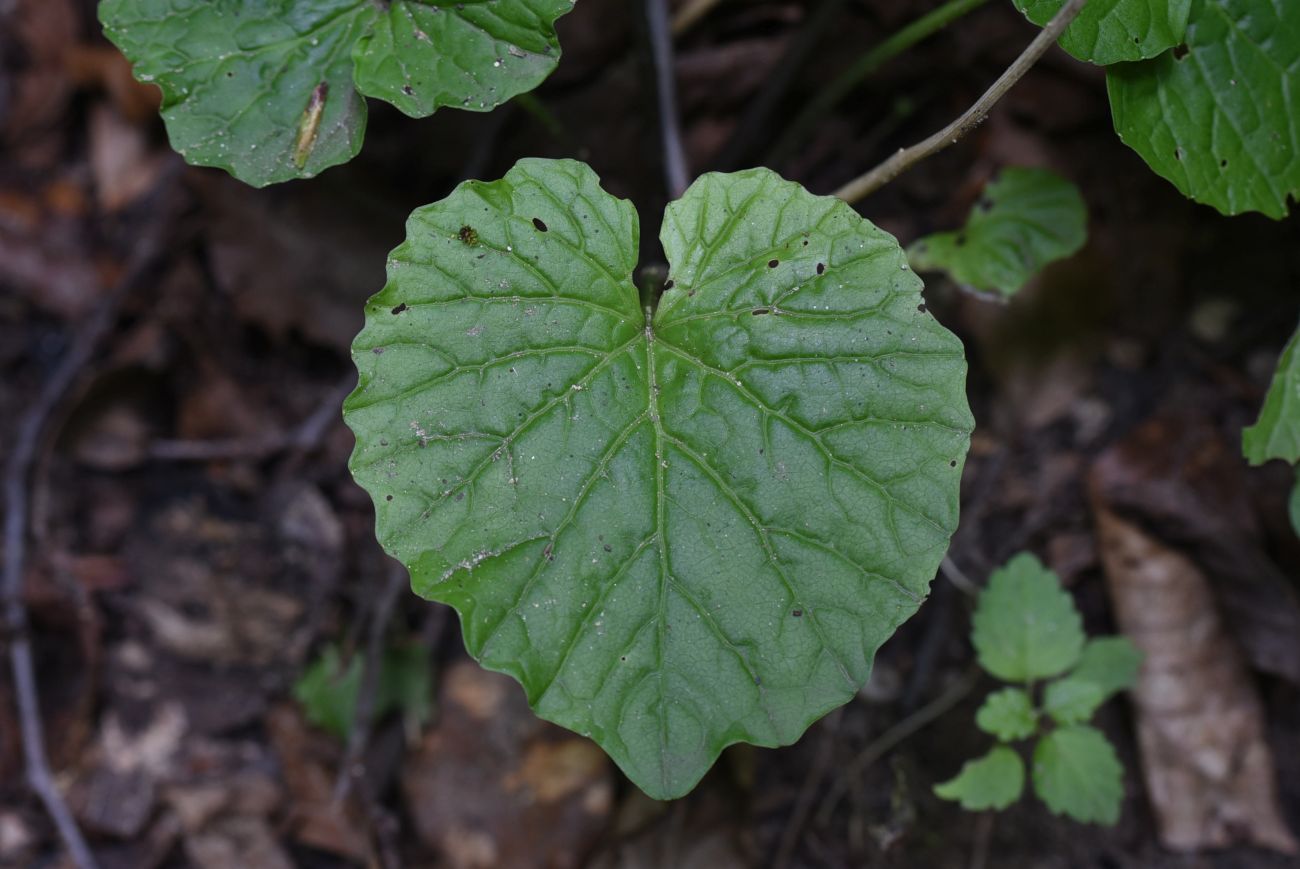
xmin=100 ymin=0 xmax=575 ymax=187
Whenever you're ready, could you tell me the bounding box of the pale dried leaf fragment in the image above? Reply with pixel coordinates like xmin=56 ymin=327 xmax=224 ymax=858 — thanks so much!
xmin=1091 ymin=509 xmax=1297 ymax=854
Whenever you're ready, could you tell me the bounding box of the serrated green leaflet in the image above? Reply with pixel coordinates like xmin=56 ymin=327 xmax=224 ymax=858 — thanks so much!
xmin=1069 ymin=636 xmax=1142 ymax=698
xmin=971 ymin=553 xmax=1084 ymax=682
xmin=907 ymin=167 xmax=1086 ymax=298
xmin=934 ymin=746 xmax=1025 ymax=810
xmin=344 ymin=159 xmax=973 ymax=799
xmin=1015 ymin=0 xmax=1191 ymax=63
xmin=100 ymin=0 xmax=573 ymax=187
xmin=1043 ymin=677 xmax=1107 ymax=724
xmin=1032 ymin=725 xmax=1124 ymax=824
xmin=975 ymin=687 xmax=1037 ymax=740
xmin=1107 ymin=0 xmax=1300 ymax=219
xmin=1244 ymin=322 xmax=1300 ymax=465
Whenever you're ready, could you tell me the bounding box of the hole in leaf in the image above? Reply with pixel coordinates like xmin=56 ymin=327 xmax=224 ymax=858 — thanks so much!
xmin=768 ymin=259 xmax=779 ymax=268
xmin=391 ymin=302 xmax=409 ymax=315
xmin=950 ymin=459 xmax=958 ymax=467
xmin=1173 ymin=43 xmax=1189 ymax=60
xmin=816 ymin=263 xmax=826 ymax=275
xmin=917 ymin=303 xmax=928 ymax=313
xmin=1174 ymin=148 xmax=1184 ymax=161
xmin=402 ymin=85 xmax=414 ymax=95
xmin=385 ymin=495 xmax=394 ymax=501
xmin=665 ymin=279 xmax=675 ymax=289
xmin=792 ymin=609 xmax=803 ymax=617
xmin=532 ymin=217 xmax=548 ymax=232
xmin=1220 ymin=158 xmax=1228 ymax=168
xmin=752 ymin=307 xmax=771 ymax=316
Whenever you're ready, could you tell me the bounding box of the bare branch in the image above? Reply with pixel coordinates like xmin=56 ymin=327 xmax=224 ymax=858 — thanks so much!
xmin=834 ymin=0 xmax=1088 ymax=204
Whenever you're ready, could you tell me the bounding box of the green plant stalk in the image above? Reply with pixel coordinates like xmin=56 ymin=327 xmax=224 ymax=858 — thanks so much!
xmin=770 ymin=0 xmax=989 ymax=163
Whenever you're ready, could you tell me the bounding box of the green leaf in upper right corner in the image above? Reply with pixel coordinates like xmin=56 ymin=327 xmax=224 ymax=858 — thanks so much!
xmin=971 ymin=552 xmax=1085 ymax=682
xmin=1015 ymin=0 xmax=1192 ymax=64
xmin=1069 ymin=636 xmax=1143 ymax=697
xmin=1032 ymin=725 xmax=1125 ymax=824
xmin=934 ymin=746 xmax=1026 ymax=810
xmin=1243 ymin=323 xmax=1300 ymax=465
xmin=907 ymin=167 xmax=1086 ymax=298
xmin=1107 ymin=0 xmax=1300 ymax=219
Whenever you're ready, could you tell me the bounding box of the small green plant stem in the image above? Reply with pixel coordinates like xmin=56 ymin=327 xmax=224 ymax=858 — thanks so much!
xmin=770 ymin=0 xmax=990 ymax=164
xmin=833 ymin=0 xmax=1089 ymax=204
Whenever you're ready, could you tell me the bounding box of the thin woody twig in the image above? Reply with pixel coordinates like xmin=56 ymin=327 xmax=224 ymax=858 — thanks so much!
xmin=833 ymin=0 xmax=1088 ymax=204
xmin=146 ymin=374 xmax=354 ymax=463
xmin=814 ymin=666 xmax=981 ymax=825
xmin=3 ymin=175 xmax=179 ymax=869
xmin=647 ymin=0 xmax=690 ymax=199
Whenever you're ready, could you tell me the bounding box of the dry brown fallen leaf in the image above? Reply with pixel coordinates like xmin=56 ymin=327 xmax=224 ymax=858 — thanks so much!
xmin=400 ymin=659 xmax=614 ymax=869
xmin=1091 ymin=508 xmax=1297 ymax=854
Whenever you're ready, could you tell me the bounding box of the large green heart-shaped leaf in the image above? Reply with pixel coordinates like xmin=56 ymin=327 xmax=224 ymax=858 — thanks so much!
xmin=344 ymin=159 xmax=973 ymax=799
xmin=1015 ymin=0 xmax=1192 ymax=64
xmin=100 ymin=0 xmax=573 ymax=187
xmin=907 ymin=167 xmax=1087 ymax=298
xmin=1107 ymin=0 xmax=1300 ymax=218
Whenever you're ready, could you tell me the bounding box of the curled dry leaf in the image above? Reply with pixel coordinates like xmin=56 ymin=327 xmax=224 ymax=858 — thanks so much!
xmin=399 ymin=660 xmax=614 ymax=869
xmin=1090 ymin=507 xmax=1298 ymax=854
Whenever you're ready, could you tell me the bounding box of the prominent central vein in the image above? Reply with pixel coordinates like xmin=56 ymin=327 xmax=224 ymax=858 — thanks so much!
xmin=644 ymin=308 xmax=671 ymax=795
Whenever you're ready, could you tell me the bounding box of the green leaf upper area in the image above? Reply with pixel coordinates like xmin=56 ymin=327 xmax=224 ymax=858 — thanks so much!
xmin=976 ymin=687 xmax=1037 ymax=740
xmin=907 ymin=167 xmax=1087 ymax=298
xmin=934 ymin=746 xmax=1026 ymax=810
xmin=971 ymin=552 xmax=1085 ymax=682
xmin=100 ymin=0 xmax=573 ymax=187
xmin=344 ymin=159 xmax=974 ymax=799
xmin=1043 ymin=677 xmax=1107 ymax=725
xmin=1015 ymin=0 xmax=1192 ymax=64
xmin=1244 ymin=323 xmax=1300 ymax=465
xmin=1107 ymin=0 xmax=1300 ymax=219
xmin=1032 ymin=725 xmax=1125 ymax=824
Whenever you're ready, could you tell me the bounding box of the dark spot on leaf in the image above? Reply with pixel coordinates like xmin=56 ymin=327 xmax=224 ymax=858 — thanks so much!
xmin=1173 ymin=43 xmax=1189 ymax=60
xmin=402 ymin=85 xmax=414 ymax=95
xmin=1174 ymin=147 xmax=1184 ymax=161
xmin=225 ymin=71 xmax=234 ymax=78
xmin=954 ymin=234 xmax=967 ymax=247
xmin=390 ymin=303 xmax=408 ymax=315
xmin=752 ymin=307 xmax=770 ymax=316
xmin=385 ymin=495 xmax=394 ymax=501
xmin=802 ymin=238 xmax=809 ymax=246
xmin=455 ymin=491 xmax=465 ymax=501
xmin=977 ymin=197 xmax=994 ymax=212
xmin=373 ymin=346 xmax=385 ymax=354
xmin=458 ymin=225 xmax=479 ymax=245
xmin=792 ymin=609 xmax=803 ymax=617
xmin=950 ymin=459 xmax=958 ymax=467
xmin=1220 ymin=158 xmax=1228 ymax=168
xmin=543 ymin=543 xmax=554 ymax=561
xmin=603 ymin=544 xmax=612 ymax=552
xmin=532 ymin=217 xmax=548 ymax=232
xmin=816 ymin=263 xmax=825 ymax=275
xmin=768 ymin=259 xmax=779 ymax=268
xmin=917 ymin=303 xmax=927 ymax=313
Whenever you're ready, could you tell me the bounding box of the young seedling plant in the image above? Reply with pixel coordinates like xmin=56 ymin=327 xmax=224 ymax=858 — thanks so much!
xmin=82 ymin=0 xmax=1297 ymax=828
xmin=934 ymin=553 xmax=1142 ymax=824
